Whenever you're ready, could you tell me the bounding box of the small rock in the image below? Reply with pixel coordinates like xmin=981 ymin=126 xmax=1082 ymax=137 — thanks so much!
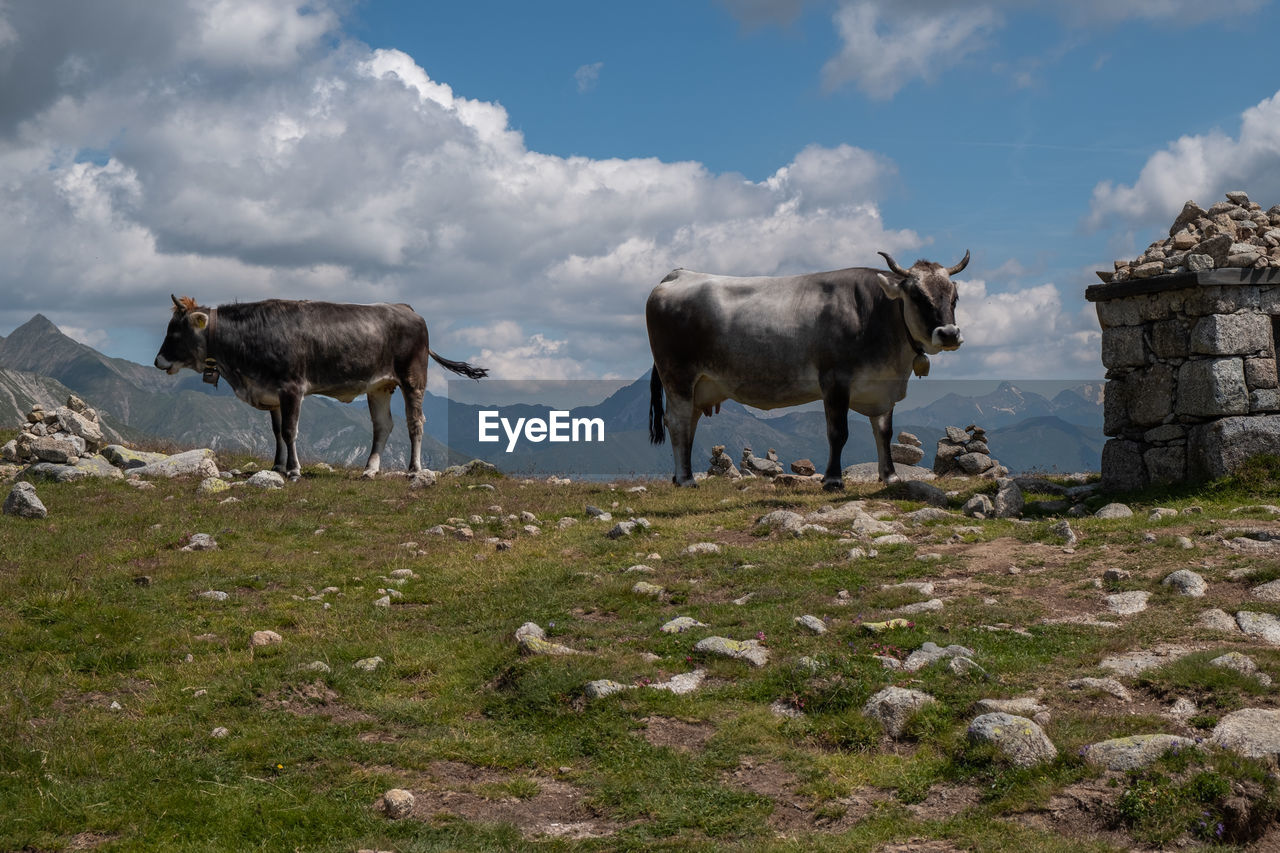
xmin=1105 ymin=591 xmax=1150 ymax=616
xmin=353 ymin=656 xmax=384 ymax=671
xmin=976 ymin=697 xmax=1047 ymax=717
xmin=694 ymin=636 xmax=769 ymax=667
xmin=3 ymin=482 xmax=47 ymax=519
xmin=1251 ymin=579 xmax=1280 ymax=601
xmin=967 ymin=713 xmax=1057 ymax=768
xmin=790 ymin=459 xmax=816 ymax=476
xmin=515 ymin=622 xmax=580 ymax=656
xmin=903 ymin=642 xmax=974 ymax=672
xmin=1197 ymin=608 xmax=1240 ymax=633
xmin=211 ymin=726 xmax=229 ymax=738
xmin=1094 ymin=503 xmax=1133 ymax=519
xmin=1211 ymin=651 xmax=1271 ymax=684
xmin=1237 ymin=611 xmax=1280 ymax=644
xmin=1066 ymin=677 xmax=1132 ymax=702
xmin=861 ymin=618 xmax=913 ymax=633
xmin=1083 ymin=734 xmax=1199 ymax=771
xmin=379 ymin=788 xmax=415 ymax=820
xmin=197 ymin=476 xmax=230 ymax=495
xmin=863 ymin=686 xmax=937 ymax=738
xmin=632 ymin=581 xmax=664 ymax=597
xmin=181 ymin=533 xmax=218 ymax=552
xmin=684 ymin=542 xmax=721 ymax=555
xmin=794 ymin=614 xmax=827 ymax=634
xmin=994 ymin=478 xmax=1023 ymax=519
xmin=250 ymin=630 xmax=283 ymax=647
xmin=1212 ymin=708 xmax=1280 ymax=759
xmin=896 ymin=598 xmax=944 ymax=614
xmin=1161 ymin=569 xmax=1207 ymax=597
xmin=650 ymin=670 xmax=706 ymax=695
xmin=197 ymin=590 xmax=229 ymax=602
xmin=584 ymin=679 xmax=631 ymax=699
xmin=1049 ymin=519 xmax=1077 ymax=547
xmin=244 ymin=468 xmax=285 ymax=489
xmin=661 ymin=616 xmax=707 ymax=633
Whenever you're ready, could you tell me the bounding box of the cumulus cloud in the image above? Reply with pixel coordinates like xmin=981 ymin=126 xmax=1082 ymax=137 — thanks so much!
xmin=1087 ymin=90 xmax=1280 ymax=231
xmin=950 ymin=278 xmax=1101 ymax=377
xmin=823 ymin=2 xmax=1002 ymax=98
xmin=0 ymin=4 xmax=924 ymax=381
xmin=574 ymin=61 xmax=602 ymax=93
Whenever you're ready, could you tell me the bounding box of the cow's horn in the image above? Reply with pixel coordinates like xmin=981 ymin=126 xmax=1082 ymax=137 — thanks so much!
xmin=947 ymin=250 xmax=971 ymax=276
xmin=171 ymin=294 xmax=183 ymax=311
xmin=877 ymin=251 xmax=909 ymax=277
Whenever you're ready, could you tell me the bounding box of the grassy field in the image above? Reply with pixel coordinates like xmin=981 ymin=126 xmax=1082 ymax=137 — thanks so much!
xmin=3 ymin=449 xmax=1280 ymax=851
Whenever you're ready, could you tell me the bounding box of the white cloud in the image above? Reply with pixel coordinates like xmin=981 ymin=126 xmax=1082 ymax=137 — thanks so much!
xmin=948 ymin=278 xmax=1101 ymax=377
xmin=822 ymin=2 xmax=1001 ymax=98
xmin=1086 ymin=90 xmax=1280 ymax=231
xmin=183 ymin=0 xmax=339 ymax=70
xmin=58 ymin=324 xmax=110 ymax=350
xmin=574 ymin=61 xmax=602 ymax=93
xmin=807 ymin=0 xmax=1269 ymax=99
xmin=0 ymin=7 xmax=916 ymax=381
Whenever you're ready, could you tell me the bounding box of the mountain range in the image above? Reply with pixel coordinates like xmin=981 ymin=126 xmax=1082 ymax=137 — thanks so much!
xmin=0 ymin=315 xmax=1105 ymax=477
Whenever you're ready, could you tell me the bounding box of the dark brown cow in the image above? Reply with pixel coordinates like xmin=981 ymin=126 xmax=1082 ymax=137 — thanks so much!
xmin=154 ymin=296 xmax=486 ymax=479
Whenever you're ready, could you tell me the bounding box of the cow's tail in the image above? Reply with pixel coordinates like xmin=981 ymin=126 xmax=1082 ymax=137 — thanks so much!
xmin=649 ymin=365 xmax=665 ymax=445
xmin=430 ymin=350 xmax=488 ymax=380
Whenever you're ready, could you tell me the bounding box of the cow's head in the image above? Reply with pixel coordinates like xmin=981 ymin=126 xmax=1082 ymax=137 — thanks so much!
xmin=876 ymin=250 xmax=968 ymax=354
xmin=154 ymin=294 xmax=211 ymax=374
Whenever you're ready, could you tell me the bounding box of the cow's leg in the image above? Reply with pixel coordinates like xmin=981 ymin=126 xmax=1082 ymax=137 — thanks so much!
xmin=663 ymin=393 xmax=701 ymax=487
xmin=871 ymin=409 xmax=898 ymax=484
xmin=820 ymin=384 xmax=851 ymax=491
xmin=279 ymin=392 xmax=304 ymax=481
xmin=364 ymin=387 xmax=394 ymax=479
xmin=269 ymin=407 xmax=288 ymax=474
xmin=401 ymin=383 xmax=425 ymax=473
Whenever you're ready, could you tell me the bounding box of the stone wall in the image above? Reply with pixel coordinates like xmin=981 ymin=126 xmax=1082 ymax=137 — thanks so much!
xmin=1087 ymin=268 xmax=1280 ymax=490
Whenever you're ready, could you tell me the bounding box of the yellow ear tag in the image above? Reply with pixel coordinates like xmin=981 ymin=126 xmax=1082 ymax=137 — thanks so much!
xmin=191 ymin=312 xmax=208 ymax=330
xmin=912 ymin=353 xmax=930 ymax=377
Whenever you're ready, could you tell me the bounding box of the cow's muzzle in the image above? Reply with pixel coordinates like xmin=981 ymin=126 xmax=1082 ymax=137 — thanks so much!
xmin=154 ymin=354 xmax=179 ymax=375
xmin=931 ymin=325 xmax=963 ymax=351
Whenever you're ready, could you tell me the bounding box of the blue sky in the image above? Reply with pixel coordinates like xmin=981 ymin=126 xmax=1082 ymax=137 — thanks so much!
xmin=1 ymin=0 xmax=1279 ymax=386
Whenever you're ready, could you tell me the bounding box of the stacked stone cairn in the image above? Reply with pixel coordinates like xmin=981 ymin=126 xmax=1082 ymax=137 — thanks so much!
xmin=933 ymin=425 xmax=1007 ymax=478
xmin=2 ymin=396 xmax=104 ymax=468
xmin=707 ymin=445 xmax=741 ymax=478
xmin=1090 ymin=191 xmax=1280 ymax=488
xmin=740 ymin=446 xmax=783 ymax=478
xmin=1106 ymin=191 xmax=1280 ymax=283
xmin=890 ymin=431 xmax=924 ymax=465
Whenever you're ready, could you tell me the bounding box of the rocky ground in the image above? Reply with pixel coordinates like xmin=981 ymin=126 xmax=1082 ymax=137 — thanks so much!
xmin=6 ymin=443 xmax=1280 ymax=851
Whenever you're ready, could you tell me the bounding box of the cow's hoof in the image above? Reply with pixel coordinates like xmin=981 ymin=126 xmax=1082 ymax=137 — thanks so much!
xmin=360 ymin=470 xmax=377 ymax=480
xmin=288 ymin=472 xmax=301 ymax=482
xmin=822 ymin=479 xmax=844 ymax=492
xmin=676 ymin=479 xmax=699 ymax=489
xmin=881 ymin=474 xmax=901 ymax=485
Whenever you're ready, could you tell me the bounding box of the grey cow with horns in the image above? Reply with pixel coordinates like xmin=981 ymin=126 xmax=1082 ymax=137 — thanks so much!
xmin=646 ymin=250 xmax=969 ymax=490
xmin=154 ymin=296 xmax=487 ymax=480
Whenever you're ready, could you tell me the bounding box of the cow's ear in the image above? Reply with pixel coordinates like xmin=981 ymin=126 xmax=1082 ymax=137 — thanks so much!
xmin=189 ymin=312 xmax=209 ymax=330
xmin=877 ymin=273 xmax=903 ymax=300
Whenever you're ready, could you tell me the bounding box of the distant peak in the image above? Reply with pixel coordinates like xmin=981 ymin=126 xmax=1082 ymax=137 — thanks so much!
xmin=19 ymin=313 xmax=59 ymax=332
